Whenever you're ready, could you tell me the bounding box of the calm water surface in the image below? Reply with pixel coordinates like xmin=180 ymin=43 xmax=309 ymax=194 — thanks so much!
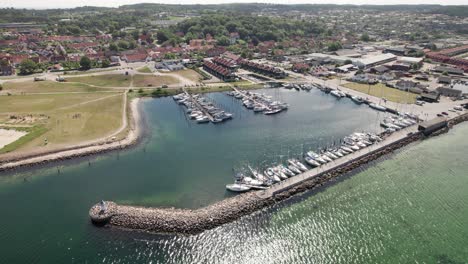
xmin=0 ymin=88 xmax=467 ymax=263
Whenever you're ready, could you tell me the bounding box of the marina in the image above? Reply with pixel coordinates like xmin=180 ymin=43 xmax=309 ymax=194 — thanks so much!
xmin=173 ymin=89 xmax=233 ymax=124
xmin=227 ymin=87 xmax=288 ymax=115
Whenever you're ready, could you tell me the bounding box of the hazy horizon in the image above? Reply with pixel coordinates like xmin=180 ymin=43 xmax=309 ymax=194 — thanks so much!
xmin=0 ymin=0 xmax=466 ymax=9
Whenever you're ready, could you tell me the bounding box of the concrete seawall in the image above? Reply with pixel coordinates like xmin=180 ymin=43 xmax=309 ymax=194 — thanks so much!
xmin=87 ymin=113 xmax=468 ymax=235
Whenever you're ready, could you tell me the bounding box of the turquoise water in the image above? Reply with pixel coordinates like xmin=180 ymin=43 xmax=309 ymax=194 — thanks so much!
xmin=0 ymin=88 xmax=467 ymax=263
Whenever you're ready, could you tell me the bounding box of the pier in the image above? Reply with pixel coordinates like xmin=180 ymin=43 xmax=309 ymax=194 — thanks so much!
xmin=231 ymin=86 xmax=270 ymax=109
xmin=182 ymin=88 xmax=215 ymax=122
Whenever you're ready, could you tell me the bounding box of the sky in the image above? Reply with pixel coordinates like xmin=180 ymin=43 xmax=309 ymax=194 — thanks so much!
xmin=0 ymin=0 xmax=466 ymax=9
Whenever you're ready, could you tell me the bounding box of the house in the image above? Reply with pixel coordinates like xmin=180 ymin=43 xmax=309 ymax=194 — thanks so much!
xmin=369 ymin=65 xmax=389 ymax=74
xmin=433 ymin=66 xmax=464 ymax=75
xmin=438 ymin=76 xmax=451 ymax=85
xmin=394 ymin=80 xmax=417 ymax=91
xmin=206 ymin=47 xmax=226 ymax=57
xmin=0 ymin=64 xmax=15 ymax=76
xmin=436 ymin=87 xmax=462 ymax=98
xmin=383 ymin=47 xmax=406 ymax=56
xmin=420 ymin=92 xmax=440 ymax=103
xmin=292 ymin=63 xmax=310 ymax=73
xmin=122 ymin=52 xmax=148 ymax=63
xmin=229 ymin=32 xmax=240 ymax=45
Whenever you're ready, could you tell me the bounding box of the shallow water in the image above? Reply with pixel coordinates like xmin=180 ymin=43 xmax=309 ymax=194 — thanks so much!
xmin=1 ymin=88 xmax=467 ymax=263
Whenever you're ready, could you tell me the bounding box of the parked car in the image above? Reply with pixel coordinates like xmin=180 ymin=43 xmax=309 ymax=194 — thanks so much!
xmin=441 ymin=112 xmax=449 ymax=116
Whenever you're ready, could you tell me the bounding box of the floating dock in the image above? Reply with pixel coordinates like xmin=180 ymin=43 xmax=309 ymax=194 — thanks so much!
xmin=182 ymin=88 xmax=215 ymax=122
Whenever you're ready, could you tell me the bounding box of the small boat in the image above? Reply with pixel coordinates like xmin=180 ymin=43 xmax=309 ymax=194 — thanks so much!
xmin=351 ymin=96 xmax=364 ymax=104
xmin=226 ymin=183 xmax=251 ymax=192
xmin=306 ymin=151 xmax=327 ymax=164
xmin=264 ymin=108 xmax=283 ymax=115
xmin=288 ymin=165 xmax=302 ymax=174
xmin=196 ymin=116 xmax=210 ymax=123
xmin=264 ymin=169 xmax=281 ymax=182
xmin=369 ymin=103 xmax=386 ymax=111
xmin=332 ymin=150 xmax=344 ymax=158
xmin=348 ymin=144 xmax=360 ymax=151
xmin=341 ymin=146 xmax=354 ymax=153
xmin=324 ymin=151 xmax=338 ymax=160
xmin=243 ymin=177 xmax=263 ymax=186
xmin=295 ymin=160 xmax=309 ymax=171
xmin=304 ymin=156 xmax=320 ymax=167
xmin=330 ymin=90 xmax=345 ymax=98
xmin=278 ymin=165 xmax=295 ymax=177
xmin=320 ymin=154 xmax=333 ymax=163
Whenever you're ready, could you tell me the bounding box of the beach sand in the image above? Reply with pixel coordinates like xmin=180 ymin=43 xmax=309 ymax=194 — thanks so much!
xmin=0 ymin=129 xmax=27 ymax=149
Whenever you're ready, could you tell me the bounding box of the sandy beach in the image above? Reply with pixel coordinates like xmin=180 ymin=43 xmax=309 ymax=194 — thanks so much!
xmin=0 ymin=129 xmax=27 ymax=149
xmin=0 ymin=98 xmax=143 ymax=171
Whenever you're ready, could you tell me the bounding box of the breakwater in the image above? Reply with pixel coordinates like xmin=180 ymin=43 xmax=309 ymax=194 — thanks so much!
xmin=89 ymin=119 xmax=447 ymax=234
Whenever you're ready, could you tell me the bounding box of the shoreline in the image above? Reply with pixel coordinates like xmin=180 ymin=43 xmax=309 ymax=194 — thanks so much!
xmin=89 ymin=113 xmax=468 ymax=235
xmin=0 ymin=97 xmax=144 ymax=172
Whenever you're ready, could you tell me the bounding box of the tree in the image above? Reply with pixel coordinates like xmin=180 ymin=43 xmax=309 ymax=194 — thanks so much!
xmin=216 ymin=36 xmax=230 ymax=46
xmin=360 ymin=33 xmax=370 ymax=42
xmin=18 ymin=59 xmax=37 ymax=75
xmin=327 ymin=42 xmax=342 ymax=52
xmin=344 ymin=59 xmax=352 ymax=65
xmin=109 ymin=43 xmax=118 ymax=52
xmin=442 ymin=71 xmax=449 ymax=76
xmin=156 ymin=31 xmax=169 ymax=44
xmin=101 ymin=59 xmax=111 ymax=68
xmin=117 ymin=40 xmax=129 ymax=50
xmin=79 ymin=56 xmax=92 ymax=70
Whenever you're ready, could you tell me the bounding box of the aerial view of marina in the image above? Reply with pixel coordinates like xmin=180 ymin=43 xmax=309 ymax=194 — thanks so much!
xmin=1 ymin=1 xmax=468 ymax=263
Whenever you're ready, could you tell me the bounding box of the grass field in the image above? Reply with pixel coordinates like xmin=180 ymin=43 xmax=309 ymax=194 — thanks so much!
xmin=0 ymin=92 xmax=124 ymax=153
xmin=171 ymin=69 xmax=202 ymax=82
xmin=132 ymin=74 xmax=179 ymax=87
xmin=137 ymin=66 xmax=152 ymax=73
xmin=67 ymin=74 xmax=131 ymax=87
xmin=2 ymin=80 xmax=111 ymax=94
xmin=343 ymin=82 xmax=418 ymax=103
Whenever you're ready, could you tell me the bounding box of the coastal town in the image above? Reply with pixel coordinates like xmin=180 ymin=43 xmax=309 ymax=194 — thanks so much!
xmin=1 ymin=3 xmax=468 ymax=263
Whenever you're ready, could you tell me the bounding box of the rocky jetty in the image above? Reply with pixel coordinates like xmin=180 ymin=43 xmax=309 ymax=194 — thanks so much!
xmin=90 ymin=130 xmax=426 ymax=235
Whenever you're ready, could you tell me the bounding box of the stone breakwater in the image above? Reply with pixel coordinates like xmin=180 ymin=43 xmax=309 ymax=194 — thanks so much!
xmin=90 ymin=130 xmax=427 ymax=235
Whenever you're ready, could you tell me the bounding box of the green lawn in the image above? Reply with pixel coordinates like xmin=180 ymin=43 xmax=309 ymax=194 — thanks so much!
xmin=343 ymin=82 xmax=417 ymax=104
xmin=132 ymin=74 xmax=180 ymax=87
xmin=137 ymin=66 xmax=152 ymax=73
xmin=171 ymin=69 xmax=202 ymax=82
xmin=67 ymin=74 xmax=131 ymax=87
xmin=0 ymin=92 xmax=124 ymax=153
xmin=2 ymin=80 xmax=111 ymax=94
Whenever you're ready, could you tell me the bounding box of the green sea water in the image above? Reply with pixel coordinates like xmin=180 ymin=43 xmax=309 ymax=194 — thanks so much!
xmin=0 ymin=89 xmax=467 ymax=263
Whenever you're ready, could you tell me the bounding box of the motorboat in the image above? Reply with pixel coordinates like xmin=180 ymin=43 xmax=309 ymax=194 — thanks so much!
xmin=264 ymin=108 xmax=283 ymax=115
xmin=351 ymin=96 xmax=364 ymax=104
xmin=226 ymin=183 xmax=251 ymax=192
xmin=348 ymin=144 xmax=360 ymax=151
xmin=243 ymin=177 xmax=263 ymax=186
xmin=248 ymin=166 xmax=268 ymax=183
xmin=196 ymin=116 xmax=210 ymax=123
xmin=369 ymin=103 xmax=387 ymax=111
xmin=289 ymin=159 xmax=308 ymax=172
xmin=306 ymin=151 xmax=327 ymax=164
xmin=330 ymin=90 xmax=345 ymax=98
xmin=304 ymin=156 xmax=320 ymax=167
xmin=278 ymin=165 xmax=295 ymax=177
xmin=264 ymin=168 xmax=281 ymax=182
xmin=324 ymin=151 xmax=338 ymax=160
xmin=341 ymin=146 xmax=353 ymax=153
xmin=288 ymin=165 xmax=302 ymax=174
xmin=320 ymin=154 xmax=333 ymax=163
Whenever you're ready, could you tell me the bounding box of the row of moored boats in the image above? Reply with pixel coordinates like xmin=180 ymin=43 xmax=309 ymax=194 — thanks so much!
xmin=226 ymin=132 xmax=385 ymax=192
xmin=173 ymin=93 xmax=233 ymax=124
xmin=227 ymin=90 xmax=289 ymax=115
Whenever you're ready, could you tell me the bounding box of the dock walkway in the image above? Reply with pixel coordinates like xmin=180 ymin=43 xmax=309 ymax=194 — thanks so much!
xmin=232 ymin=87 xmax=270 ymax=109
xmin=182 ymin=88 xmax=214 ymax=122
xmin=257 ymin=125 xmax=419 ymax=198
